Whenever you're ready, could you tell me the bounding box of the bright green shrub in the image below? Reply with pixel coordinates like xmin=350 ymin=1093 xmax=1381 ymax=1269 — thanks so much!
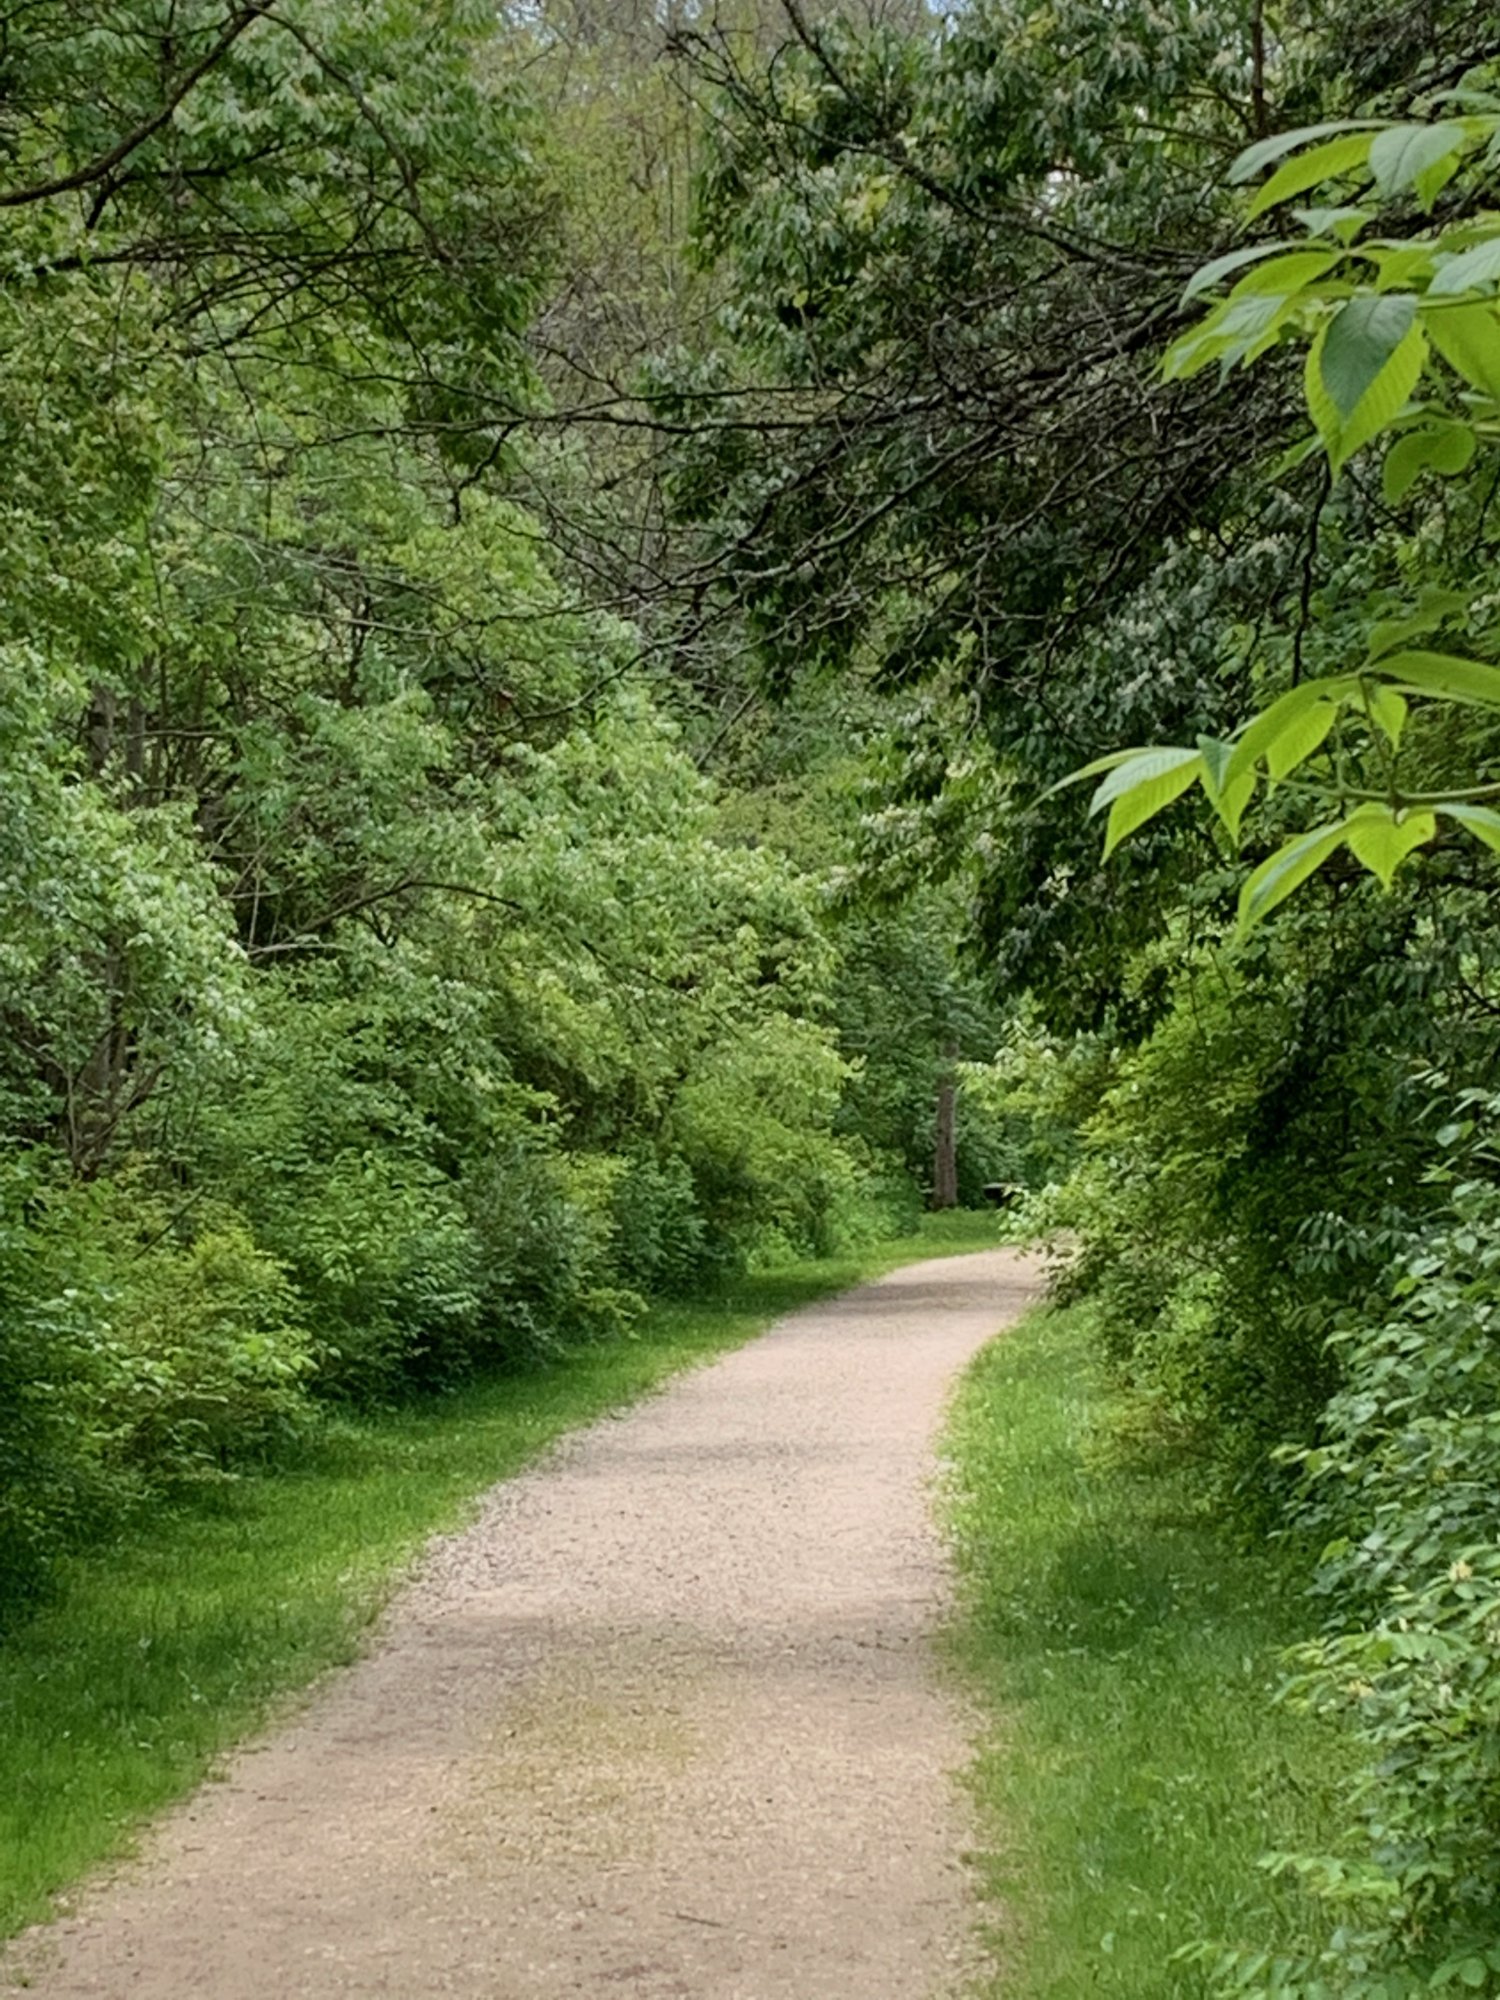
xmin=460 ymin=1144 xmax=644 ymax=1367
xmin=100 ymin=1221 xmax=317 ymax=1476
xmin=0 ymin=1159 xmax=125 ymax=1621
xmin=264 ymin=1150 xmax=483 ymax=1397
xmin=1034 ymin=910 xmax=1467 ymax=1505
xmin=0 ymin=1167 xmax=321 ymax=1622
xmin=671 ymin=1015 xmax=859 ymax=1261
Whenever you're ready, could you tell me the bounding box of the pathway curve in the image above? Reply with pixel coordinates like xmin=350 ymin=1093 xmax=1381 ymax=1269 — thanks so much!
xmin=6 ymin=1248 xmax=1039 ymax=2000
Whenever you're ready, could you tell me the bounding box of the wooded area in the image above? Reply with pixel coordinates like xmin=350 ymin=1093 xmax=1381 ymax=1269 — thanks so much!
xmin=3 ymin=1 xmax=1499 ymax=1992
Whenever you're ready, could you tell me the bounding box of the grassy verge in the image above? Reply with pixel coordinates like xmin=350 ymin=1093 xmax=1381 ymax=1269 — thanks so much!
xmin=945 ymin=1300 xmax=1349 ymax=1999
xmin=0 ymin=1210 xmax=998 ymax=1941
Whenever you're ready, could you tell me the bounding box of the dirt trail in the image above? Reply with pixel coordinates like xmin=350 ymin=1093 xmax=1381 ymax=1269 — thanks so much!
xmin=6 ymin=1248 xmax=1039 ymax=2000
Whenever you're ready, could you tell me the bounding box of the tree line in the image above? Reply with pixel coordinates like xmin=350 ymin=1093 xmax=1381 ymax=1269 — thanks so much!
xmin=0 ymin=0 xmax=1008 ymax=1630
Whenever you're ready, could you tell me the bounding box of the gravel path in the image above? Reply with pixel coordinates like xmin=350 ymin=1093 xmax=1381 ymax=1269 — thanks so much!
xmin=6 ymin=1248 xmax=1038 ymax=2000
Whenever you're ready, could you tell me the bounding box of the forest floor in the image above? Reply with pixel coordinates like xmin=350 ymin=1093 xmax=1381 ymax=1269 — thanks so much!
xmin=3 ymin=1246 xmax=1039 ymax=2000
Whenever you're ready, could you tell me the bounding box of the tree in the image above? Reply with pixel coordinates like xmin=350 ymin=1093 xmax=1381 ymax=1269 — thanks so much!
xmin=1078 ymin=104 xmax=1500 ymax=922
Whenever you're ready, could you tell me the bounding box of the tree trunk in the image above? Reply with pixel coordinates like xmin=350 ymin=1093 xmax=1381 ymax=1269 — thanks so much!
xmin=931 ymin=1041 xmax=958 ymax=1210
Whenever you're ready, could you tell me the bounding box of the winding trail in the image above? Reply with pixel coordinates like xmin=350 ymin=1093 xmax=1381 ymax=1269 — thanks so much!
xmin=7 ymin=1248 xmax=1038 ymax=2000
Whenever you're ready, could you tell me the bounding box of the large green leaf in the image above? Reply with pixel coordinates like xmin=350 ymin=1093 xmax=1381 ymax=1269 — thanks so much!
xmin=1367 ymin=123 xmax=1468 ymax=206
xmin=1088 ymin=746 xmax=1204 ymax=817
xmin=1266 ymin=700 xmax=1338 ymax=782
xmin=1308 ymin=302 xmax=1427 ymax=472
xmin=1231 ymin=122 xmax=1385 ymax=187
xmin=1342 ymin=805 xmax=1437 ymax=887
xmin=1319 ymin=295 xmax=1418 ymax=417
xmin=1427 ymin=234 xmax=1500 ymax=297
xmin=1248 ymin=134 xmax=1381 ymax=218
xmin=1363 ymin=683 xmax=1409 ymax=748
xmin=1088 ymin=747 xmax=1204 ymax=857
xmin=1043 ymin=746 xmax=1164 ymax=801
xmin=1425 ymin=303 xmax=1500 ymax=400
xmin=1181 ymin=241 xmax=1295 ymax=302
xmin=1292 ymin=205 xmax=1374 ymax=244
xmin=1237 ymin=822 xmax=1350 ymax=929
xmin=1438 ymin=803 xmax=1500 ymax=853
xmin=1232 ymin=250 xmax=1343 ymax=298
xmin=1366 ymin=590 xmax=1471 ymax=657
xmin=1377 ymin=650 xmax=1500 ymax=708
xmin=1186 ymin=288 xmax=1325 ymax=374
xmin=1381 ymin=422 xmax=1476 ymax=504
xmin=1195 ymin=735 xmax=1255 ymax=839
xmin=1224 ymin=678 xmax=1356 ymax=786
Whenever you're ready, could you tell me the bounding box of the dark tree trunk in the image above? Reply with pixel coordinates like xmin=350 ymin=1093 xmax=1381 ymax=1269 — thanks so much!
xmin=932 ymin=1041 xmax=958 ymax=1210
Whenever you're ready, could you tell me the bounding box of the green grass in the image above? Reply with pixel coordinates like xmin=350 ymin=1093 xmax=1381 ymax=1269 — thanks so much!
xmin=945 ymin=1301 xmax=1349 ymax=1999
xmin=0 ymin=1210 xmax=999 ymax=1942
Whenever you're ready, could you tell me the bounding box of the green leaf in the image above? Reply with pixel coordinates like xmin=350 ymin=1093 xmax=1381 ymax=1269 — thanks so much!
xmin=1238 ymin=821 xmax=1350 ymax=929
xmin=1425 ymin=302 xmax=1500 ymax=399
xmin=1224 ymin=678 xmax=1356 ymax=786
xmin=1268 ymin=432 xmax=1323 ymax=477
xmin=1367 ymin=589 xmax=1471 ymax=656
xmin=1428 ymin=233 xmax=1500 ymax=297
xmin=1165 ymin=276 xmax=1326 ymax=378
xmin=1231 ymin=250 xmax=1343 ymax=297
xmin=1266 ymin=700 xmax=1338 ymax=781
xmin=1342 ymin=805 xmax=1436 ymax=886
xmin=1207 ymin=289 xmax=1324 ymax=371
xmin=1162 ymin=324 xmax=1219 ymax=380
xmin=1196 ymin=734 xmax=1235 ymax=794
xmin=1343 ymin=322 xmax=1428 ymax=463
xmin=1041 ymin=746 xmax=1160 ymax=801
xmin=1215 ymin=772 xmax=1257 ymax=841
xmin=1364 ymin=683 xmax=1409 ymax=747
xmin=1089 ymin=747 xmax=1204 ymax=857
xmin=1380 ymin=421 xmax=1476 ymax=503
xmin=1367 ymin=123 xmax=1468 ymax=206
xmin=1291 ymin=205 xmax=1373 ymax=244
xmin=1438 ymin=802 xmax=1500 ymax=853
xmin=1248 ymin=134 xmax=1381 ymax=219
xmin=1088 ymin=745 xmax=1204 ymax=816
xmin=1415 ymin=151 xmax=1467 ymax=209
xmin=1377 ymin=649 xmax=1500 ymax=707
xmin=1230 ymin=121 xmax=1386 ymax=186
xmin=1196 ymin=735 xmax=1256 ymax=839
xmin=1310 ymin=300 xmax=1427 ymax=472
xmin=1320 ymin=294 xmax=1417 ymax=416
xmin=1181 ymin=242 xmax=1294 ymax=302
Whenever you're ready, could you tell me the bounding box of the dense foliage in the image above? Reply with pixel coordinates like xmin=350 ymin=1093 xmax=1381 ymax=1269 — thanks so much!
xmin=0 ymin=2 xmax=1001 ymax=1629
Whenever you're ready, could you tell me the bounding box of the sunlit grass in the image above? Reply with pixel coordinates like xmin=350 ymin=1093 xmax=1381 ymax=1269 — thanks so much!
xmin=0 ymin=1211 xmax=1000 ymax=1941
xmin=945 ymin=1301 xmax=1348 ymax=1998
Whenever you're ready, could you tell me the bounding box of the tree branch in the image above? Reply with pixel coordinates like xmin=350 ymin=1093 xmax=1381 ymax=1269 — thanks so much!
xmin=0 ymin=6 xmax=271 ymax=210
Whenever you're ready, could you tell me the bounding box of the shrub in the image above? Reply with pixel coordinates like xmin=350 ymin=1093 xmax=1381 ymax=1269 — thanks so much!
xmin=1248 ymin=1186 xmax=1500 ymax=1997
xmin=102 ymin=1221 xmax=318 ymax=1477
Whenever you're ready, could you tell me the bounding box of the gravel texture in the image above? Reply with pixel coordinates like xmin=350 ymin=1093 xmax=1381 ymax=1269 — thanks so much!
xmin=5 ymin=1248 xmax=1039 ymax=1999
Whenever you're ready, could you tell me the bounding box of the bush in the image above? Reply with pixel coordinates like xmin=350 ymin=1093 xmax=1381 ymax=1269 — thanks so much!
xmin=102 ymin=1221 xmax=317 ymax=1476
xmin=608 ymin=1150 xmax=712 ymax=1294
xmin=1240 ymin=1185 xmax=1500 ymax=1997
xmin=0 ymin=1171 xmax=124 ymax=1621
xmin=462 ymin=1145 xmax=644 ymax=1367
xmin=0 ymin=1165 xmax=320 ymax=1624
